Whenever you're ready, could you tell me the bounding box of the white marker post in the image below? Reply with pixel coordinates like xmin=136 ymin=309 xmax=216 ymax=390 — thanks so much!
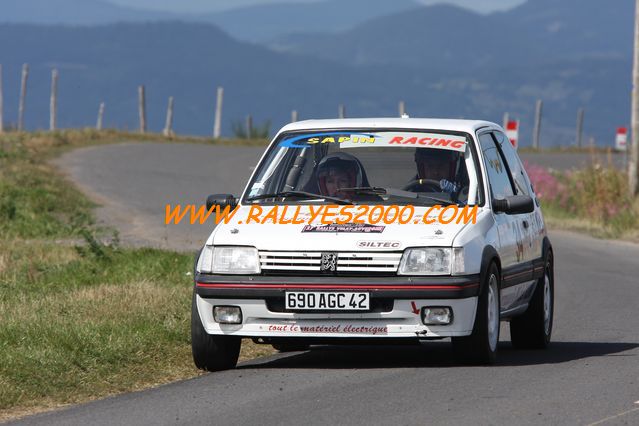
xmin=505 ymin=120 xmax=519 ymax=150
xmin=616 ymin=127 xmax=628 ymax=151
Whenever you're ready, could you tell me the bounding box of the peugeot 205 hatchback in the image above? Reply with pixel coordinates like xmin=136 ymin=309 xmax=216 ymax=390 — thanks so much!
xmin=192 ymin=118 xmax=554 ymax=369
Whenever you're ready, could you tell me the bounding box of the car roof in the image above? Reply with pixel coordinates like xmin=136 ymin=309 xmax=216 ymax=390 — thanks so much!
xmin=277 ymin=117 xmax=499 ymax=135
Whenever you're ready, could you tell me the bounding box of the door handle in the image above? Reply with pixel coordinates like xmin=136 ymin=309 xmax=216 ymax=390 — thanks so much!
xmin=522 ymin=220 xmax=529 ymax=229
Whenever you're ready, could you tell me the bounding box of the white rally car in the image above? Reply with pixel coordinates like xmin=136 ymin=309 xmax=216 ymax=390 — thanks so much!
xmin=192 ymin=118 xmax=554 ymax=369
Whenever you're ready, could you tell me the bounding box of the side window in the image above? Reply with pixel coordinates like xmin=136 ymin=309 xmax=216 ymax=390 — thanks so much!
xmin=478 ymin=132 xmax=515 ymax=200
xmin=494 ymin=131 xmax=530 ymax=196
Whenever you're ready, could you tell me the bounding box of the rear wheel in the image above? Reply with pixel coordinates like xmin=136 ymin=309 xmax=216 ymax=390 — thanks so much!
xmin=191 ymin=291 xmax=241 ymax=371
xmin=510 ymin=251 xmax=554 ymax=349
xmin=452 ymin=262 xmax=500 ymax=365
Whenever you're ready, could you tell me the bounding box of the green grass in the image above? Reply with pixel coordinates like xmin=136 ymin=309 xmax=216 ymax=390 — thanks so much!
xmin=0 ymin=130 xmax=274 ymax=421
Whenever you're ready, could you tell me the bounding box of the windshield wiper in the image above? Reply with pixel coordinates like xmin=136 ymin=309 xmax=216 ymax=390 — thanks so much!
xmin=246 ymin=191 xmax=352 ymax=205
xmin=341 ymin=187 xmax=458 ymax=206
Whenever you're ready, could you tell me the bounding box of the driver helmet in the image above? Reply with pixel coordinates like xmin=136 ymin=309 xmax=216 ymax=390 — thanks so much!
xmin=317 ymin=152 xmax=365 ymax=198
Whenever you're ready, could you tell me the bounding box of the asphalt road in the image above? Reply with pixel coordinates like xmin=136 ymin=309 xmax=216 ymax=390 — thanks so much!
xmin=52 ymin=143 xmax=627 ymax=252
xmin=18 ymin=142 xmax=639 ymax=425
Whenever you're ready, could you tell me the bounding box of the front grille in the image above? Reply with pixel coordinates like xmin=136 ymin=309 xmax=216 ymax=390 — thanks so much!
xmin=259 ymin=251 xmax=402 ymax=274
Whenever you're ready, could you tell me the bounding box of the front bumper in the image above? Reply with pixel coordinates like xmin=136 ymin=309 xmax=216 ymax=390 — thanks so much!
xmin=194 ymin=274 xmax=480 ymax=338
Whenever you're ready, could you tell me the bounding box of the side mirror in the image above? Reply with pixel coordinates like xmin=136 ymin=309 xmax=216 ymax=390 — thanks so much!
xmin=206 ymin=194 xmax=237 ymax=211
xmin=492 ymin=195 xmax=534 ymax=215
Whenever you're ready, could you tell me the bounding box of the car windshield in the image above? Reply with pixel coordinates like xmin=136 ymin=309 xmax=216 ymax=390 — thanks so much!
xmin=243 ymin=129 xmax=482 ymax=206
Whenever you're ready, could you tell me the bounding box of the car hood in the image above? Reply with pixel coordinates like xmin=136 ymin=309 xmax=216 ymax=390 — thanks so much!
xmin=208 ymin=205 xmax=487 ymax=251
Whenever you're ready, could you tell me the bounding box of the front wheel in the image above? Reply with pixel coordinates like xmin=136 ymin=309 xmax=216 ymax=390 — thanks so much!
xmin=510 ymin=251 xmax=554 ymax=349
xmin=452 ymin=262 xmax=500 ymax=365
xmin=191 ymin=291 xmax=241 ymax=371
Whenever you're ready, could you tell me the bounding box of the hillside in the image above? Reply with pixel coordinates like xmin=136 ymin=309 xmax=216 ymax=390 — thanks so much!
xmin=0 ymin=0 xmax=175 ymax=25
xmin=0 ymin=9 xmax=632 ymax=146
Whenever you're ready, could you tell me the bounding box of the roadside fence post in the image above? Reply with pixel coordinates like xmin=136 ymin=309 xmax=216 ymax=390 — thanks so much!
xmin=163 ymin=96 xmax=174 ymax=137
xmin=96 ymin=102 xmax=105 ymax=131
xmin=213 ymin=86 xmax=224 ymax=139
xmin=576 ymin=108 xmax=585 ymax=148
xmin=138 ymin=85 xmax=146 ymax=133
xmin=532 ymin=100 xmax=543 ymax=150
xmin=50 ymin=68 xmax=58 ymax=131
xmin=0 ymin=64 xmax=4 ymax=134
xmin=246 ymin=115 xmax=253 ymax=138
xmin=18 ymin=63 xmax=29 ymax=131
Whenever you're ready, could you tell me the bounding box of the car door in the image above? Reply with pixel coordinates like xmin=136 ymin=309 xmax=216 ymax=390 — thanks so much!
xmin=492 ymin=130 xmax=538 ymax=262
xmin=477 ymin=131 xmax=529 ymax=313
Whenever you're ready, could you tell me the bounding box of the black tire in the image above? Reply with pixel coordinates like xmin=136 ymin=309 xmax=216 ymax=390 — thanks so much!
xmin=510 ymin=251 xmax=554 ymax=349
xmin=272 ymin=343 xmax=310 ymax=352
xmin=191 ymin=291 xmax=241 ymax=371
xmin=452 ymin=262 xmax=500 ymax=365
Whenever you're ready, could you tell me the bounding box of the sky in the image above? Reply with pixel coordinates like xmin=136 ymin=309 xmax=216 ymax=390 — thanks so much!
xmin=107 ymin=0 xmax=526 ymax=14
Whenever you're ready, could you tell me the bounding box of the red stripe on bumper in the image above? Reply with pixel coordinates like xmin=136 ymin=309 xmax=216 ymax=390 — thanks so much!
xmin=196 ymin=283 xmax=479 ymax=291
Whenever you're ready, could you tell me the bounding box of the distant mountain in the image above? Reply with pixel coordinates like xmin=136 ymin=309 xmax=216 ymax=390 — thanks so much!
xmin=274 ymin=0 xmax=633 ymax=66
xmin=0 ymin=7 xmax=632 ymax=147
xmin=201 ymin=0 xmax=419 ymax=43
xmin=0 ymin=0 xmax=176 ymax=25
xmin=0 ymin=0 xmax=420 ymax=41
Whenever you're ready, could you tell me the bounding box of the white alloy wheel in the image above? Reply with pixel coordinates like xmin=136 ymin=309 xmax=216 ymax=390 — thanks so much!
xmin=543 ymin=269 xmax=552 ymax=335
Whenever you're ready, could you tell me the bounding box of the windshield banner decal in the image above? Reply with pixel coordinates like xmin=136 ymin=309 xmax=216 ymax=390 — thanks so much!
xmin=279 ymin=131 xmax=467 ymax=152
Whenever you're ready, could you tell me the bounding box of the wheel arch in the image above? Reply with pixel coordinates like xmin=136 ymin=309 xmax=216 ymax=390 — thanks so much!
xmin=480 ymin=245 xmax=501 ymax=293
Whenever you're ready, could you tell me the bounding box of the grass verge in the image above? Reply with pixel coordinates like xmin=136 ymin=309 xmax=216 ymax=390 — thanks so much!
xmin=525 ymin=161 xmax=639 ymax=241
xmin=0 ymin=130 xmax=274 ymax=421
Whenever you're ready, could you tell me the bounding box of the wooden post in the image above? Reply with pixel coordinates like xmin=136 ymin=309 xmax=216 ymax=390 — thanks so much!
xmin=0 ymin=64 xmax=4 ymax=134
xmin=96 ymin=102 xmax=105 ymax=130
xmin=532 ymin=100 xmax=543 ymax=150
xmin=338 ymin=104 xmax=345 ymax=119
xmin=138 ymin=85 xmax=146 ymax=133
xmin=398 ymin=101 xmax=406 ymax=117
xmin=576 ymin=108 xmax=585 ymax=148
xmin=291 ymin=110 xmax=298 ymax=123
xmin=630 ymin=0 xmax=639 ymax=195
xmin=49 ymin=68 xmax=58 ymax=131
xmin=213 ymin=86 xmax=223 ymax=139
xmin=163 ymin=96 xmax=174 ymax=137
xmin=246 ymin=114 xmax=253 ymax=138
xmin=18 ymin=63 xmax=29 ymax=131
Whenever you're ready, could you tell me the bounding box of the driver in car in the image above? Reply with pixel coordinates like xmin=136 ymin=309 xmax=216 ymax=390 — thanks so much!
xmin=410 ymin=148 xmax=461 ymax=194
xmin=317 ymin=152 xmax=369 ymax=200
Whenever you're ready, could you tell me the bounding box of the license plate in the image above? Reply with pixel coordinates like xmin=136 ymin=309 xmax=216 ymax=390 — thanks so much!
xmin=285 ymin=292 xmax=370 ymax=311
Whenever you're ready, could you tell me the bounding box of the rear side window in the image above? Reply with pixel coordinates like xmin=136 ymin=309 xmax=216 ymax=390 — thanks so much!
xmin=494 ymin=131 xmax=530 ymax=196
xmin=478 ymin=133 xmax=515 ymax=200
